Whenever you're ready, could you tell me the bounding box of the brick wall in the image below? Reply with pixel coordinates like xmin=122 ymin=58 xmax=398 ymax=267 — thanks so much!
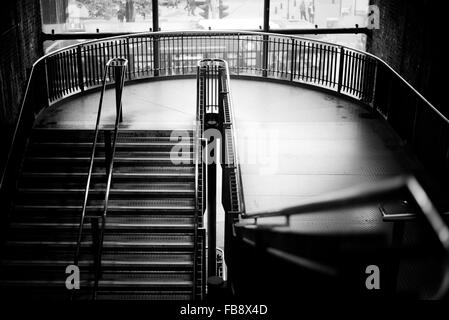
xmin=367 ymin=0 xmax=446 ymax=114
xmin=0 ymin=0 xmax=43 ymax=169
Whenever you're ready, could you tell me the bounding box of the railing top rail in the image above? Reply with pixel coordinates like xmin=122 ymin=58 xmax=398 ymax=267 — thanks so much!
xmin=242 ymin=175 xmax=449 ymax=249
xmin=3 ymin=31 xmax=448 ymax=193
xmin=27 ymin=30 xmax=449 ymax=128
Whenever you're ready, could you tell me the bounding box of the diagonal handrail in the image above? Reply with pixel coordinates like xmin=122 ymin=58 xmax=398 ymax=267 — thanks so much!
xmin=192 ymin=60 xmax=209 ymax=300
xmin=237 ymin=174 xmax=449 ymax=298
xmin=72 ymin=58 xmax=128 ymax=300
xmin=198 ymin=58 xmax=246 ymax=215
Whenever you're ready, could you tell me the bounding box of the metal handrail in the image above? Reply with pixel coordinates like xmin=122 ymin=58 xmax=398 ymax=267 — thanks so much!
xmin=220 ymin=60 xmax=246 ymax=214
xmin=3 ymin=30 xmax=449 ymax=197
xmin=193 ymin=119 xmax=200 ymax=300
xmin=240 ymin=175 xmax=449 ymax=252
xmin=197 ymin=59 xmax=246 ymax=215
xmin=237 ymin=175 xmax=449 ymax=298
xmin=192 ymin=61 xmax=208 ymax=300
xmin=72 ymin=58 xmax=128 ymax=299
xmin=205 ymin=59 xmax=245 ymax=214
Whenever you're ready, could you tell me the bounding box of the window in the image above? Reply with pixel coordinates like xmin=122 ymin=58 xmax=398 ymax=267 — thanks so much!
xmin=270 ymin=0 xmax=369 ymax=50
xmin=270 ymin=0 xmax=369 ymax=29
xmin=40 ymin=0 xmax=369 ymax=52
xmin=159 ymin=0 xmax=265 ymax=31
xmin=40 ymin=0 xmax=153 ymax=34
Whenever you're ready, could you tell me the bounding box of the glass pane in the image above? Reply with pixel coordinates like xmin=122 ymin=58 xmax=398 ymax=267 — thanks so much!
xmin=40 ymin=0 xmax=153 ymax=34
xmin=270 ymin=0 xmax=370 ymax=29
xmin=159 ymin=0 xmax=265 ymax=31
xmin=43 ymin=39 xmax=87 ymax=54
xmin=297 ymin=33 xmax=366 ymax=51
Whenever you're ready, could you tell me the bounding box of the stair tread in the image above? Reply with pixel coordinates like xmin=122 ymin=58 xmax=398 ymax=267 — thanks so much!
xmin=27 ymin=157 xmax=194 ymax=161
xmin=1 ymin=279 xmax=193 ymax=286
xmin=7 ymin=241 xmax=194 ymax=247
xmin=10 ymin=222 xmax=194 ymax=228
xmin=4 ymin=128 xmax=203 ymax=300
xmin=21 ymin=172 xmax=195 ymax=176
xmin=3 ymin=259 xmax=193 ymax=266
xmin=19 ymin=188 xmax=194 ymax=193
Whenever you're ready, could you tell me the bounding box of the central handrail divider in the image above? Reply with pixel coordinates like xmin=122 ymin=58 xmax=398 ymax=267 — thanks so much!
xmin=196 ymin=59 xmax=245 ymax=283
xmin=72 ymin=57 xmax=128 ymax=300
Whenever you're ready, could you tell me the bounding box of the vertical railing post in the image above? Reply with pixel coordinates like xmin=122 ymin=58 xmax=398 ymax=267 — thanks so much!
xmin=114 ymin=65 xmax=124 ymax=123
xmin=153 ymin=35 xmax=160 ymax=77
xmin=337 ymin=46 xmax=345 ymax=93
xmin=77 ymin=45 xmax=85 ymax=92
xmin=126 ymin=37 xmax=132 ymax=80
xmin=370 ymin=59 xmax=379 ymax=109
xmin=262 ymin=34 xmax=269 ymax=78
xmin=290 ymin=38 xmax=296 ymax=82
xmin=262 ymin=0 xmax=270 ymax=77
xmin=152 ymin=0 xmax=160 ymax=77
xmin=181 ymin=33 xmax=185 ymax=74
xmin=43 ymin=60 xmax=51 ymax=109
xmin=236 ymin=34 xmax=240 ymax=75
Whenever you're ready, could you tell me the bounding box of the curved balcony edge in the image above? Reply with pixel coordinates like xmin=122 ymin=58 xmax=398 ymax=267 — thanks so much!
xmin=1 ymin=30 xmax=448 ymax=194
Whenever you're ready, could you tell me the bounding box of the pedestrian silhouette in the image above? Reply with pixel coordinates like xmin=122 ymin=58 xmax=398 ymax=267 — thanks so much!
xmin=300 ymin=1 xmax=308 ymax=21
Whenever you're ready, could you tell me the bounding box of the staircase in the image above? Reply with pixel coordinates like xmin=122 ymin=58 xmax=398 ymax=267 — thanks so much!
xmin=0 ymin=128 xmax=204 ymax=300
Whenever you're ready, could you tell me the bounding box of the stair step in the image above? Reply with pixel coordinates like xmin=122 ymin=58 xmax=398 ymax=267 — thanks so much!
xmin=7 ymin=240 xmax=194 ymax=250
xmin=31 ymin=129 xmax=193 ymax=142
xmin=3 ymin=128 xmax=204 ymax=300
xmin=0 ymin=279 xmax=193 ymax=289
xmin=95 ymin=291 xmax=192 ymax=300
xmin=11 ymin=215 xmax=195 ymax=224
xmin=9 ymin=221 xmax=194 ymax=231
xmin=20 ymin=172 xmax=196 ymax=185
xmin=28 ymin=149 xmax=195 ymax=158
xmin=17 ymin=187 xmax=195 ymax=199
xmin=7 ymin=232 xmax=194 ymax=245
xmin=3 ymin=255 xmax=193 ymax=269
xmin=31 ymin=142 xmax=193 ymax=148
xmin=25 ymin=157 xmax=195 ymax=166
xmin=15 ymin=198 xmax=195 ymax=209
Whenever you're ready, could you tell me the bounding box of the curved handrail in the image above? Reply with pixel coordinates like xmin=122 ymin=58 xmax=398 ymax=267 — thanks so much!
xmin=72 ymin=58 xmax=128 ymax=299
xmin=26 ymin=29 xmax=449 ymax=126
xmin=4 ymin=30 xmax=447 ymax=113
xmin=2 ymin=31 xmax=448 ymax=192
xmin=2 ymin=30 xmax=448 ymax=197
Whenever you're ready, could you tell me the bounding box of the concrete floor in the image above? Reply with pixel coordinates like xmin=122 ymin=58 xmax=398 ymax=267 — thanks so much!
xmin=35 ymin=78 xmax=413 ymax=217
xmin=36 ymin=80 xmax=197 ymax=130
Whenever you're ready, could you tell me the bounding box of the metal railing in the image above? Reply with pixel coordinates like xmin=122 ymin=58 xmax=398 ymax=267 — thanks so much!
xmin=193 ymin=59 xmax=209 ymax=300
xmin=1 ymin=31 xmax=449 ymax=297
xmin=72 ymin=58 xmax=128 ymax=300
xmin=235 ymin=175 xmax=449 ymax=299
xmin=196 ymin=59 xmax=245 ymax=284
xmin=2 ymin=31 xmax=448 ymax=206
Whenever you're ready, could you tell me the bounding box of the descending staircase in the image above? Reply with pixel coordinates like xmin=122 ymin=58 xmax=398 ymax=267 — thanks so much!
xmin=0 ymin=128 xmax=204 ymax=300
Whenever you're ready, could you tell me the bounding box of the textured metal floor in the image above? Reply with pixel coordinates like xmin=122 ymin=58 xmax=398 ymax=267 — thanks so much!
xmin=230 ymin=81 xmax=416 ymax=214
xmin=35 ymin=79 xmax=418 ymax=235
